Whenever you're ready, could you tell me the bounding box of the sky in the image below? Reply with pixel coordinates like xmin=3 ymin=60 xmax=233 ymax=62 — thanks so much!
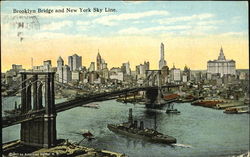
xmin=1 ymin=1 xmax=249 ymax=72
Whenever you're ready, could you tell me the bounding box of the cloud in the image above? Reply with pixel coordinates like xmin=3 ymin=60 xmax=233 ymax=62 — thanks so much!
xmin=94 ymin=10 xmax=169 ymax=26
xmin=76 ymin=21 xmax=91 ymax=26
xmin=76 ymin=21 xmax=91 ymax=31
xmin=195 ymin=20 xmax=224 ymax=26
xmin=156 ymin=13 xmax=214 ymax=24
xmin=219 ymin=32 xmax=247 ymax=37
xmin=178 ymin=26 xmax=217 ymax=36
xmin=41 ymin=21 xmax=73 ymax=31
xmin=118 ymin=25 xmax=191 ymax=35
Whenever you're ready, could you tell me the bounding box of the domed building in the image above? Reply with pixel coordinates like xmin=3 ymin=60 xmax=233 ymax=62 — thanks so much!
xmin=207 ymin=47 xmax=236 ymax=77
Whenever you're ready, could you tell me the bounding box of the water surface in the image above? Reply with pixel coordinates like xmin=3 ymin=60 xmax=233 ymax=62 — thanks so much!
xmin=2 ymin=97 xmax=249 ymax=157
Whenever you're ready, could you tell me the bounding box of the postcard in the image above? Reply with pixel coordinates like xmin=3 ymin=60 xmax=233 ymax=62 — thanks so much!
xmin=1 ymin=1 xmax=249 ymax=157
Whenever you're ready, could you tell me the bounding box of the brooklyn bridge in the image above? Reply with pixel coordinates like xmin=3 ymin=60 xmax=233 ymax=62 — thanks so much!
xmin=2 ymin=71 xmax=181 ymax=148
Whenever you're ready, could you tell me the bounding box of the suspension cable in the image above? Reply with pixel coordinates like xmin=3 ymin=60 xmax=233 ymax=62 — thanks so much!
xmin=6 ymin=77 xmax=32 ymax=91
xmin=55 ymin=76 xmax=83 ymax=90
xmin=3 ymin=79 xmax=42 ymax=101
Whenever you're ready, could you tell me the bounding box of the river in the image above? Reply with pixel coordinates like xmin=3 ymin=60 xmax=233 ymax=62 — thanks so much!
xmin=2 ymin=97 xmax=249 ymax=157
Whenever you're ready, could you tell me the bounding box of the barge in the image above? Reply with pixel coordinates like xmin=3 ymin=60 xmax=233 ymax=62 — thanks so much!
xmin=224 ymin=106 xmax=249 ymax=114
xmin=191 ymin=100 xmax=225 ymax=108
xmin=163 ymin=94 xmax=180 ymax=103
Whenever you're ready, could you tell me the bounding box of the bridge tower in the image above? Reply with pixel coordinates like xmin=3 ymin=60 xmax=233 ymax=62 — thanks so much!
xmin=145 ymin=70 xmax=165 ymax=108
xmin=20 ymin=72 xmax=57 ymax=148
xmin=155 ymin=70 xmax=165 ymax=105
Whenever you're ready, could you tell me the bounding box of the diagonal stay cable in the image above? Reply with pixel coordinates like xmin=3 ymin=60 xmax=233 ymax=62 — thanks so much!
xmin=2 ymin=79 xmax=42 ymax=101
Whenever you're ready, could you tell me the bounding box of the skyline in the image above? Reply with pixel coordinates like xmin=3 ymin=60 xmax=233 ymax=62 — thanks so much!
xmin=1 ymin=1 xmax=249 ymax=72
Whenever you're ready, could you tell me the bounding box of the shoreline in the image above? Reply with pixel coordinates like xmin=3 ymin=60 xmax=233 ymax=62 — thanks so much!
xmin=3 ymin=139 xmax=127 ymax=157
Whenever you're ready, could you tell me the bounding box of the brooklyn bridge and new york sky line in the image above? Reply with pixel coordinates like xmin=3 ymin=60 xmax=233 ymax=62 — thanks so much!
xmin=1 ymin=1 xmax=248 ymax=72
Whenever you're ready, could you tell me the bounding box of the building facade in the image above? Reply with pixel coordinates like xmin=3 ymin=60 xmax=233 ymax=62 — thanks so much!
xmin=43 ymin=60 xmax=52 ymax=72
xmin=12 ymin=64 xmax=23 ymax=71
xmin=207 ymin=47 xmax=236 ymax=77
xmin=96 ymin=50 xmax=106 ymax=71
xmin=88 ymin=62 xmax=95 ymax=72
xmin=110 ymin=72 xmax=124 ymax=81
xmin=57 ymin=56 xmax=64 ymax=83
xmin=68 ymin=54 xmax=82 ymax=71
xmin=72 ymin=71 xmax=80 ymax=81
xmin=136 ymin=61 xmax=150 ymax=80
xmin=62 ymin=65 xmax=71 ymax=83
xmin=121 ymin=62 xmax=131 ymax=75
xmin=170 ymin=65 xmax=181 ymax=82
xmin=97 ymin=52 xmax=102 ymax=71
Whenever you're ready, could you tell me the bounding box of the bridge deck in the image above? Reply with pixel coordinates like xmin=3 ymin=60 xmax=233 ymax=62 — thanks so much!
xmin=2 ymin=85 xmax=180 ymax=128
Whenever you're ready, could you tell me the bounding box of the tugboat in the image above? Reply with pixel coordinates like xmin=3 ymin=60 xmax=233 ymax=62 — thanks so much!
xmin=107 ymin=108 xmax=177 ymax=144
xmin=166 ymin=103 xmax=180 ymax=114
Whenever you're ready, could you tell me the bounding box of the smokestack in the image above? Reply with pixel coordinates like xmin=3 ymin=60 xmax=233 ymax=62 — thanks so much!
xmin=134 ymin=120 xmax=138 ymax=128
xmin=15 ymin=101 xmax=17 ymax=110
xmin=140 ymin=121 xmax=144 ymax=130
xmin=128 ymin=108 xmax=133 ymax=124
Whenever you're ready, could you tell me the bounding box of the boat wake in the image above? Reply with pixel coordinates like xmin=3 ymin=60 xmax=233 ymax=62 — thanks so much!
xmin=172 ymin=143 xmax=193 ymax=148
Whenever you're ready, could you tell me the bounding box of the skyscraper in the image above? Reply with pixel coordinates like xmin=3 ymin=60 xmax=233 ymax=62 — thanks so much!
xmin=159 ymin=43 xmax=167 ymax=70
xmin=62 ymin=65 xmax=71 ymax=83
xmin=96 ymin=50 xmax=102 ymax=71
xmin=121 ymin=62 xmax=131 ymax=75
xmin=57 ymin=56 xmax=64 ymax=83
xmin=68 ymin=54 xmax=82 ymax=71
xmin=88 ymin=62 xmax=95 ymax=72
xmin=170 ymin=64 xmax=181 ymax=82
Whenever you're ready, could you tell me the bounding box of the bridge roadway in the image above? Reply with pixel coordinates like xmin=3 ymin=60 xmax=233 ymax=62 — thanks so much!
xmin=2 ymin=84 xmax=180 ymax=128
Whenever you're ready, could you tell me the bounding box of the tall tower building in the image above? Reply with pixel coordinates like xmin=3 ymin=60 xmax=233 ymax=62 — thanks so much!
xmin=207 ymin=46 xmax=236 ymax=77
xmin=159 ymin=43 xmax=167 ymax=70
xmin=57 ymin=56 xmax=64 ymax=83
xmin=89 ymin=62 xmax=95 ymax=72
xmin=96 ymin=50 xmax=102 ymax=71
xmin=62 ymin=65 xmax=71 ymax=83
xmin=68 ymin=54 xmax=82 ymax=71
xmin=121 ymin=62 xmax=131 ymax=75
